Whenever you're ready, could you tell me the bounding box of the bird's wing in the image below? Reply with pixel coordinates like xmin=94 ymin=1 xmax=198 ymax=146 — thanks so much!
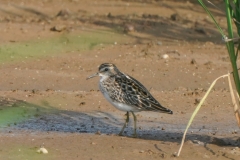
xmin=113 ymin=73 xmax=173 ymax=114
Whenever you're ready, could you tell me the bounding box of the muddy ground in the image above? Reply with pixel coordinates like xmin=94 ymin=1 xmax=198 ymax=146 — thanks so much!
xmin=0 ymin=0 xmax=240 ymax=159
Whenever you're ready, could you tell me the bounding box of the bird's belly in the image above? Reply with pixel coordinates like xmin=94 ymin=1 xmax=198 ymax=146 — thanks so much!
xmin=100 ymin=85 xmax=140 ymax=112
xmin=111 ymin=101 xmax=140 ymax=112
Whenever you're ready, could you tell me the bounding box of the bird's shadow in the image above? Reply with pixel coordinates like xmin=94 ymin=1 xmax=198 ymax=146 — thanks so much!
xmin=0 ymin=96 xmax=239 ymax=148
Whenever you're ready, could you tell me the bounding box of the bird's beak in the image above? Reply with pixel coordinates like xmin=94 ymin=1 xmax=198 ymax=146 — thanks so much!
xmin=86 ymin=72 xmax=99 ymax=80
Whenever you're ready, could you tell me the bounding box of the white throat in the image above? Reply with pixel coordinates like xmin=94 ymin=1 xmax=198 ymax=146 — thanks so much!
xmin=99 ymin=74 xmax=109 ymax=82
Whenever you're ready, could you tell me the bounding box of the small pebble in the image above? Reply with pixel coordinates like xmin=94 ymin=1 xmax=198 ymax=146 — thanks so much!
xmin=37 ymin=147 xmax=48 ymax=154
xmin=191 ymin=59 xmax=197 ymax=64
xmin=50 ymin=25 xmax=66 ymax=32
xmin=162 ymin=54 xmax=169 ymax=59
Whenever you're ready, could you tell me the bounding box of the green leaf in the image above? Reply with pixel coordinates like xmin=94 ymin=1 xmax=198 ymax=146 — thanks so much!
xmin=197 ymin=0 xmax=225 ymax=37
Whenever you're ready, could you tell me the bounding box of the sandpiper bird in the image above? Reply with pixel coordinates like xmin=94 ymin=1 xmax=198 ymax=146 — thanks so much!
xmin=87 ymin=63 xmax=173 ymax=137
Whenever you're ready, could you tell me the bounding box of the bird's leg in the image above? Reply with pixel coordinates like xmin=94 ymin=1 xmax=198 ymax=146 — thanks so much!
xmin=131 ymin=112 xmax=137 ymax=138
xmin=119 ymin=112 xmax=129 ymax=136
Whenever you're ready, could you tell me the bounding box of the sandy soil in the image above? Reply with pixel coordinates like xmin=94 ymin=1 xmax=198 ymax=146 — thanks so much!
xmin=0 ymin=0 xmax=240 ymax=159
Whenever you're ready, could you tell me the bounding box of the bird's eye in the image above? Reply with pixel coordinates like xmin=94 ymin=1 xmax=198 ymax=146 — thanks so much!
xmin=104 ymin=68 xmax=109 ymax=71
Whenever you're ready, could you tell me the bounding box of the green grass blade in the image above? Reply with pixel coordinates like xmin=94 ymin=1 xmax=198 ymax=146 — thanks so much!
xmin=197 ymin=0 xmax=225 ymax=37
xmin=230 ymin=0 xmax=240 ymax=35
xmin=225 ymin=0 xmax=240 ymax=96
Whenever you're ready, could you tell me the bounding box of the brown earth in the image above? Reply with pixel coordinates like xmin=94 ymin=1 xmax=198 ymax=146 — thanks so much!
xmin=0 ymin=0 xmax=240 ymax=160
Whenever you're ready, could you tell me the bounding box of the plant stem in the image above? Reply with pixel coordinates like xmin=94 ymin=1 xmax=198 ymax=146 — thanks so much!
xmin=225 ymin=0 xmax=240 ymax=95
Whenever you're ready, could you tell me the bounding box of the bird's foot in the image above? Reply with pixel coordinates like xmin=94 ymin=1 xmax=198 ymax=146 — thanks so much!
xmin=132 ymin=133 xmax=138 ymax=138
xmin=118 ymin=131 xmax=124 ymax=136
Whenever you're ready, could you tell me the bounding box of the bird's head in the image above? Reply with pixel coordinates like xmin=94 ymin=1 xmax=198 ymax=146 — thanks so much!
xmin=87 ymin=63 xmax=119 ymax=80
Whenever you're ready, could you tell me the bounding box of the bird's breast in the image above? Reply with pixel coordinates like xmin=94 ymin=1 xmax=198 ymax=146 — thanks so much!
xmin=98 ymin=82 xmax=140 ymax=112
